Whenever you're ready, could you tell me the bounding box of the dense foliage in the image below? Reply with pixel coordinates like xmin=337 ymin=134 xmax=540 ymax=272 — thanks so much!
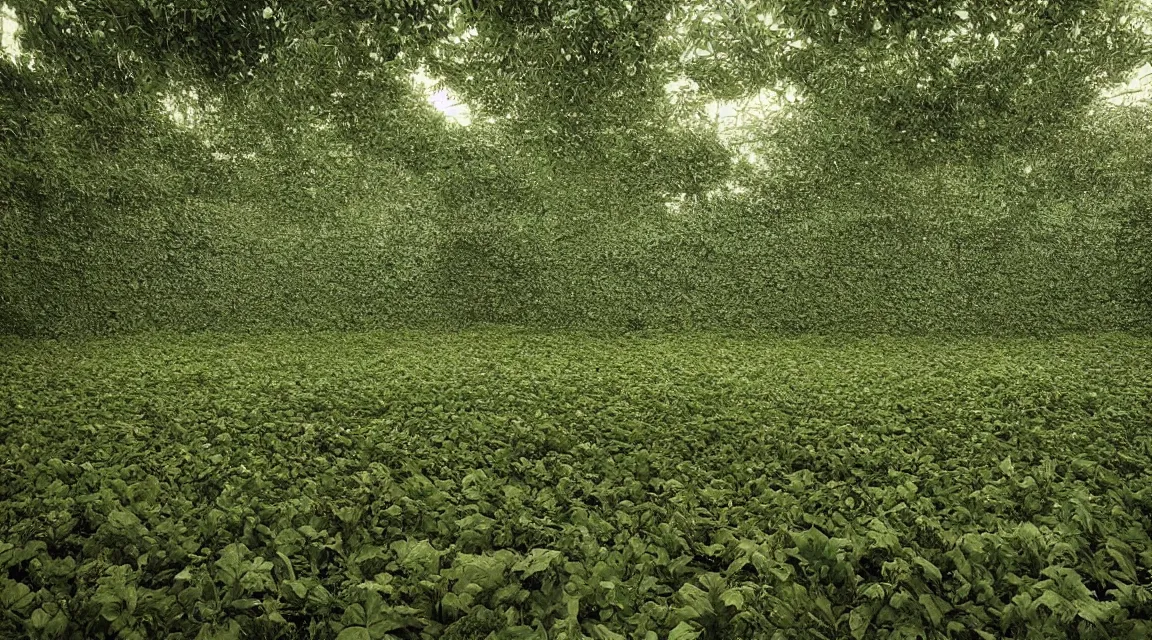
xmin=2 ymin=3 xmax=1150 ymax=639
xmin=1 ymin=330 xmax=1151 ymax=639
xmin=2 ymin=0 xmax=1151 ymax=337
xmin=2 ymin=104 xmax=1149 ymax=337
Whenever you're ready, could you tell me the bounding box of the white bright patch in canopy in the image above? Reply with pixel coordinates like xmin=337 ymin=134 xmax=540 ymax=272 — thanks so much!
xmin=411 ymin=66 xmax=472 ymax=126
xmin=703 ymin=179 xmax=748 ymax=202
xmin=705 ymin=86 xmax=800 ymax=165
xmin=1101 ymin=62 xmax=1152 ymax=106
xmin=664 ymin=77 xmax=699 ymax=96
xmin=1 ymin=4 xmax=24 ymax=63
xmin=1102 ymin=0 xmax=1152 ymax=105
xmin=447 ymin=26 xmax=478 ymax=44
xmin=160 ymin=88 xmax=212 ymax=129
xmin=664 ymin=74 xmax=801 ymax=165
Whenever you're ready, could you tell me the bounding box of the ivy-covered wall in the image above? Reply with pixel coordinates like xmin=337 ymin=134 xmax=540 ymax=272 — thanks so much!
xmin=2 ymin=185 xmax=1145 ymax=338
xmin=1118 ymin=193 xmax=1152 ymax=329
xmin=2 ymin=92 xmax=1148 ymax=339
xmin=3 ymin=0 xmax=1150 ymax=339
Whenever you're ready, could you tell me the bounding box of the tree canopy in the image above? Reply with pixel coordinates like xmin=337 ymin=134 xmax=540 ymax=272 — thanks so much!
xmin=2 ymin=0 xmax=1151 ymax=338
xmin=5 ymin=0 xmax=1149 ymax=160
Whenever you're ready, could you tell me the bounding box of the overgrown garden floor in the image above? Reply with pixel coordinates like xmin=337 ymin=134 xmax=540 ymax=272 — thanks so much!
xmin=2 ymin=329 xmax=1150 ymax=638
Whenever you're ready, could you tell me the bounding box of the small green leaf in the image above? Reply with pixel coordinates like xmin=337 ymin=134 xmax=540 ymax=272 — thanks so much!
xmin=918 ymin=593 xmax=943 ymax=627
xmin=720 ymin=587 xmax=745 ymax=610
xmin=913 ymin=556 xmax=942 ymax=582
xmin=513 ymin=548 xmax=562 ymax=577
xmin=1034 ymin=590 xmax=1066 ymax=615
xmin=229 ymin=598 xmax=261 ymax=611
xmin=29 ymin=607 xmax=52 ymax=629
xmin=849 ymin=605 xmax=873 ymax=640
xmin=593 ymin=623 xmax=627 ymax=640
xmin=1075 ymin=598 xmax=1119 ymax=624
xmin=668 ymin=621 xmax=702 ymax=640
xmin=890 ymin=590 xmax=913 ymax=610
xmin=335 ymin=627 xmax=371 ymax=640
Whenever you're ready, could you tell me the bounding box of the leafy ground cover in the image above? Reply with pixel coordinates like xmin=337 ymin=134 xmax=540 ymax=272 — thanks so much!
xmin=1 ymin=328 xmax=1150 ymax=639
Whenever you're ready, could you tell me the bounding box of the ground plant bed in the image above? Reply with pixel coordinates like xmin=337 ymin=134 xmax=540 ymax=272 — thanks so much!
xmin=1 ymin=329 xmax=1151 ymax=639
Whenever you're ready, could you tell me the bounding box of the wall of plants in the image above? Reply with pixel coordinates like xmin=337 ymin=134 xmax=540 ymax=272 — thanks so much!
xmin=2 ymin=137 xmax=1146 ymax=338
xmin=1 ymin=0 xmax=1150 ymax=338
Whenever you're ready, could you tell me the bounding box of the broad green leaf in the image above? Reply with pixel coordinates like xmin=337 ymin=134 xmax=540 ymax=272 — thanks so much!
xmin=890 ymin=590 xmax=913 ymax=610
xmin=342 ymin=603 xmax=367 ymax=626
xmin=849 ymin=605 xmax=873 ymax=640
xmin=668 ymin=621 xmax=702 ymax=640
xmin=813 ymin=594 xmax=835 ymax=625
xmin=107 ymin=510 xmax=143 ymax=531
xmin=677 ymin=583 xmax=714 ymax=617
xmin=1034 ymin=590 xmax=1067 ymax=615
xmin=513 ymin=548 xmax=562 ymax=577
xmin=229 ymin=598 xmax=261 ymax=611
xmin=352 ymin=545 xmax=389 ymax=565
xmin=918 ymin=593 xmax=943 ymax=627
xmin=391 ymin=539 xmax=441 ymax=574
xmin=593 ymin=623 xmax=627 ymax=640
xmin=29 ymin=607 xmax=52 ymax=629
xmin=1074 ymin=597 xmax=1119 ymax=624
xmin=720 ymin=587 xmax=745 ymax=610
xmin=335 ymin=627 xmax=371 ymax=640
xmin=2 ymin=581 xmax=34 ymax=610
xmin=912 ymin=557 xmax=942 ymax=582
xmin=215 ymin=543 xmax=249 ymax=585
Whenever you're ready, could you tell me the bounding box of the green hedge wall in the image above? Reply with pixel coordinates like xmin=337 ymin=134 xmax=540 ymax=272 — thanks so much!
xmin=3 ymin=108 xmax=1149 ymax=339
xmin=2 ymin=192 xmax=1144 ymax=338
xmin=1119 ymin=193 xmax=1152 ymax=329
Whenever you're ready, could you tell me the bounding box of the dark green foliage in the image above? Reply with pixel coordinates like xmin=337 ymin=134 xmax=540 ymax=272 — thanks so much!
xmin=1119 ymin=193 xmax=1152 ymax=332
xmin=428 ymin=0 xmax=681 ymax=149
xmin=1 ymin=0 xmax=1149 ymax=339
xmin=7 ymin=0 xmax=448 ymax=84
xmin=1 ymin=96 xmax=1148 ymax=338
xmin=767 ymin=0 xmax=1150 ymax=156
xmin=0 ymin=1 xmax=1149 ymax=638
xmin=1 ymin=330 xmax=1151 ymax=638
